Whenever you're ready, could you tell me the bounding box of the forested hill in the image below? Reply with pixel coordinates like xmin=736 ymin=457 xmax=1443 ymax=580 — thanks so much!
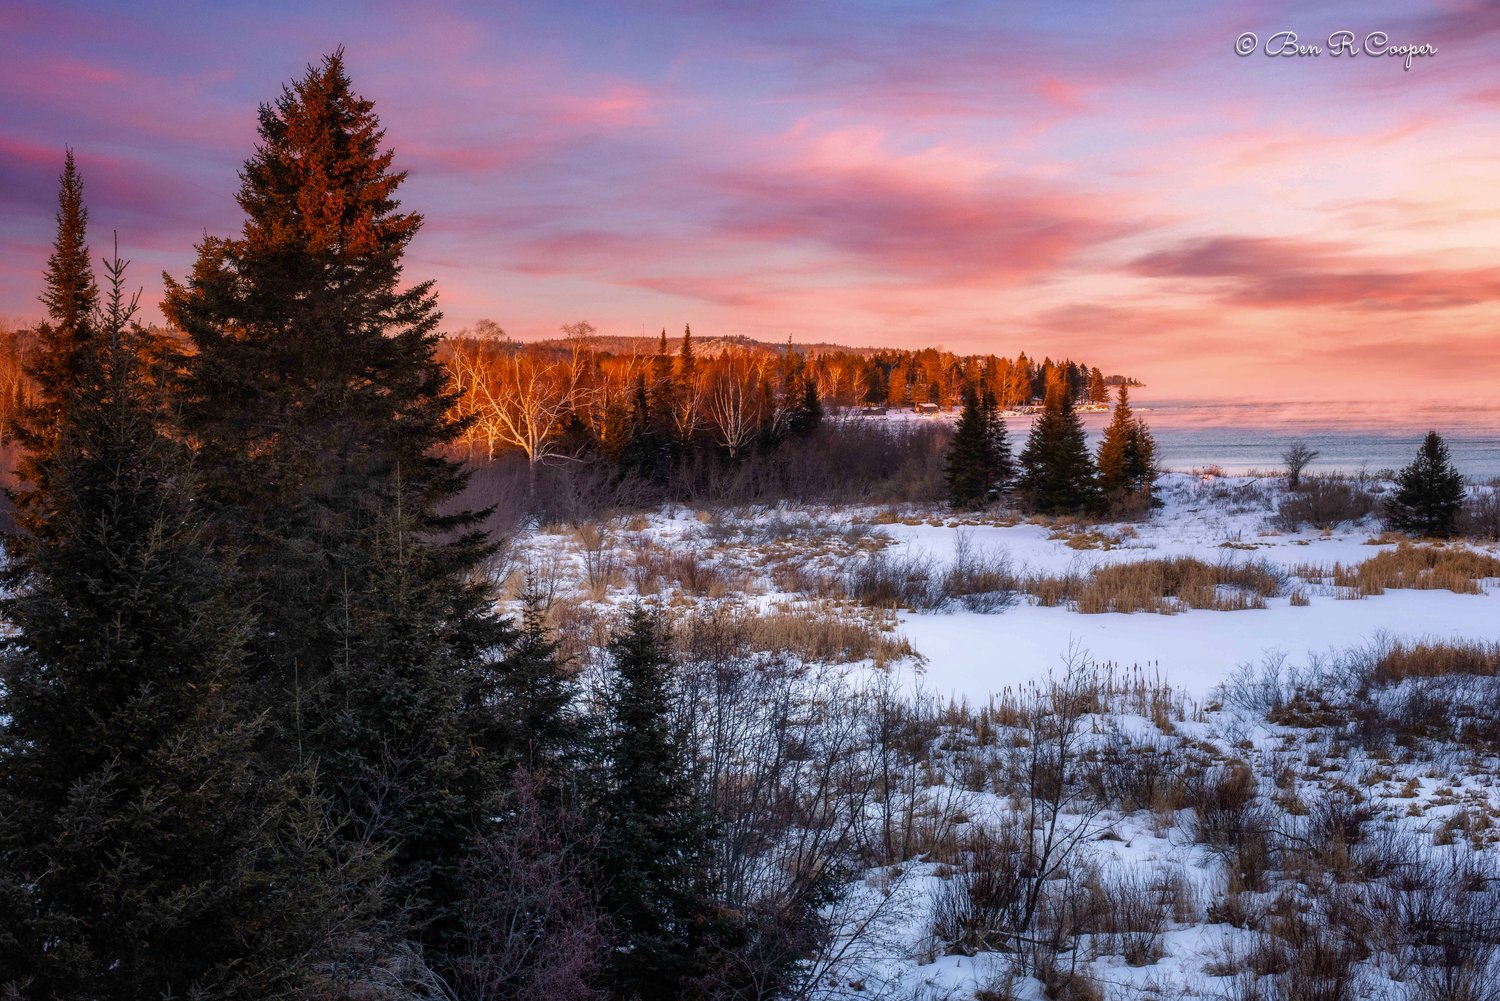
xmin=441 ymin=323 xmax=1138 ymax=412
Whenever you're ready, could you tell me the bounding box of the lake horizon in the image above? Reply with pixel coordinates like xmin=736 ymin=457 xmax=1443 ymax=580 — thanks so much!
xmin=1083 ymin=394 xmax=1500 ymax=480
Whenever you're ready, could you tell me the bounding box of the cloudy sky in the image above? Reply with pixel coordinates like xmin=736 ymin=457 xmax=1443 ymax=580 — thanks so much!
xmin=2 ymin=0 xmax=1498 ymax=399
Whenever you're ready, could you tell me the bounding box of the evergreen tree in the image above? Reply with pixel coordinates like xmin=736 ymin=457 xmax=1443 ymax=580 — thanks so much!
xmin=790 ymin=374 xmax=823 ymax=437
xmin=38 ymin=149 xmax=98 ymax=338
xmin=314 ymin=485 xmax=505 ymax=945
xmin=161 ymin=51 xmax=512 ymax=952
xmin=619 ymin=373 xmax=662 ymax=481
xmin=1096 ymin=385 xmax=1157 ymax=502
xmin=1385 ymin=431 xmax=1465 ymax=538
xmin=1087 ymin=367 xmax=1106 ymax=404
xmin=598 ymin=387 xmax=632 ymax=466
xmin=162 ymin=50 xmax=501 ymax=712
xmin=496 ymin=581 xmax=582 ymax=774
xmin=945 ymin=386 xmax=1010 ymax=508
xmin=982 ymin=388 xmax=1014 ymax=487
xmin=0 ymin=246 xmax=312 ymax=999
xmin=598 ymin=605 xmax=729 ymax=1000
xmin=679 ymin=323 xmax=696 ymax=387
xmin=650 ymin=328 xmax=681 ymax=465
xmin=10 ymin=151 xmax=101 ymax=524
xmin=1017 ymin=375 xmax=1100 ymax=514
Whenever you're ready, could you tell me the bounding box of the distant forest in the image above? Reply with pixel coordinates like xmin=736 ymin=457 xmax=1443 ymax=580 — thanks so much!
xmin=1 ymin=319 xmax=1133 ymax=481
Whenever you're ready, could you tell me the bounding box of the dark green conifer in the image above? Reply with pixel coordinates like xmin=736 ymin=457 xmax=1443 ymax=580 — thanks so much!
xmin=162 ymin=51 xmax=501 ymax=715
xmin=0 ymin=246 xmax=315 ymax=999
xmin=10 ymin=151 xmax=101 ymax=518
xmin=946 ymin=387 xmax=999 ymax=508
xmin=496 ymin=582 xmax=582 ymax=773
xmin=982 ymin=388 xmax=1014 ymax=485
xmin=1017 ymin=376 xmax=1100 ymax=514
xmin=38 ymin=150 xmax=98 ymax=338
xmin=790 ymin=374 xmax=823 ymax=437
xmin=619 ymin=373 xmax=663 ymax=481
xmin=1385 ymin=431 xmax=1465 ymax=538
xmin=598 ymin=605 xmax=729 ymax=1000
xmin=161 ymin=51 xmax=512 ymax=956
xmin=315 ymin=485 xmax=505 ymax=945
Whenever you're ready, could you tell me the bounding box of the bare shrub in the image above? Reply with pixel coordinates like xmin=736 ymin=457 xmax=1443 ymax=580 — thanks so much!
xmin=1084 ymin=726 xmax=1183 ymax=815
xmin=843 ymin=549 xmax=943 ymax=610
xmin=444 ymin=774 xmax=605 ymax=1001
xmin=1216 ymin=653 xmax=1298 ymax=718
xmin=1394 ymin=847 xmax=1500 ymax=1001
xmin=1089 ymin=867 xmax=1171 ymax=967
xmin=1283 ymin=440 xmax=1319 ymax=489
xmin=945 ymin=530 xmax=1019 ymax=613
xmin=1189 ymin=762 xmax=1275 ymax=892
xmin=1306 ymin=786 xmax=1374 ymax=849
xmin=1460 ymin=490 xmax=1500 ymax=541
xmin=1276 ymin=477 xmax=1377 ymax=530
xmin=675 ymin=643 xmax=910 ymax=998
xmin=930 ymin=818 xmax=1032 ymax=956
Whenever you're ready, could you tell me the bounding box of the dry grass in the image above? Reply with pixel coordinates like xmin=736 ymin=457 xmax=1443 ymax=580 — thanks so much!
xmin=1048 ymin=525 xmax=1137 ymax=551
xmin=1368 ymin=639 xmax=1500 ymax=683
xmin=1028 ymin=557 xmax=1285 ymax=614
xmin=1294 ymin=542 xmax=1500 ymax=597
xmin=674 ymin=600 xmax=916 ymax=668
xmin=745 ymin=602 xmax=916 ymax=668
xmin=624 ymin=542 xmax=754 ymax=599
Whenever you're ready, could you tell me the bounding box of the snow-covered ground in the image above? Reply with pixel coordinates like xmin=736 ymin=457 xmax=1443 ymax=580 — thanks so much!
xmin=510 ymin=471 xmax=1500 ymax=1001
xmin=515 ymin=471 xmax=1499 ymax=701
xmin=870 ymin=474 xmax=1500 ymax=700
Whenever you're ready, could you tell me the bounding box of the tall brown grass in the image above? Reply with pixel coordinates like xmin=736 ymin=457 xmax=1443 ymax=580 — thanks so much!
xmin=1294 ymin=542 xmax=1500 ymax=597
xmin=1028 ymin=557 xmax=1285 ymax=614
xmin=674 ymin=600 xmax=915 ymax=668
xmin=1368 ymin=639 xmax=1500 ymax=683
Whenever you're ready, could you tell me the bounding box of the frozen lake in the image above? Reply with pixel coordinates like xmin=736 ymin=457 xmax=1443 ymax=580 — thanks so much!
xmin=877 ymin=395 xmax=1500 ymax=480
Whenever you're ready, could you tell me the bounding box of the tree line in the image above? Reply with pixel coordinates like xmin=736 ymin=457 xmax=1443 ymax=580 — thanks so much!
xmin=440 ymin=329 xmax=1117 ymax=491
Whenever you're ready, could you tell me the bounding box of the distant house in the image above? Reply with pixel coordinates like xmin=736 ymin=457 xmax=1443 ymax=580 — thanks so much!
xmin=913 ymin=402 xmax=940 ymax=416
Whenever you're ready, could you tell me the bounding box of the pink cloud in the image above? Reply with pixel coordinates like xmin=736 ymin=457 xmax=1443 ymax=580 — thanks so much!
xmin=553 ymin=83 xmax=658 ymax=126
xmin=1130 ymin=237 xmax=1500 ymax=311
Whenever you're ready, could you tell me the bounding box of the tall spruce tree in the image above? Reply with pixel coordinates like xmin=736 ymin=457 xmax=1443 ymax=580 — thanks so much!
xmin=599 ymin=605 xmax=729 ymax=1000
xmin=982 ymin=388 xmax=1014 ymax=487
xmin=791 ymin=373 xmax=823 ymax=437
xmin=314 ymin=485 xmax=506 ymax=945
xmin=1017 ymin=375 xmax=1100 ymax=514
xmin=1096 ymin=385 xmax=1157 ymax=503
xmin=161 ymin=52 xmax=511 ymax=947
xmin=619 ymin=373 xmax=662 ymax=482
xmin=36 ymin=150 xmax=97 ymax=357
xmin=10 ymin=151 xmax=100 ymax=520
xmin=496 ymin=581 xmax=583 ymax=774
xmin=162 ymin=49 xmax=502 ymax=702
xmin=945 ymin=386 xmax=1011 ymax=508
xmin=1385 ymin=431 xmax=1465 ymax=538
xmin=650 ymin=328 xmax=681 ymax=466
xmin=0 ymin=238 xmax=314 ymax=998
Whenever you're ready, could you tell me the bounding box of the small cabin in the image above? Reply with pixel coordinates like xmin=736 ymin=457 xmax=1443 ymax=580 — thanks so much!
xmin=913 ymin=402 xmax=941 ymax=416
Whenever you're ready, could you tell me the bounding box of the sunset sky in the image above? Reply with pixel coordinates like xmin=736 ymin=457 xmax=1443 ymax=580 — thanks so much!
xmin=2 ymin=0 xmax=1498 ymax=400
